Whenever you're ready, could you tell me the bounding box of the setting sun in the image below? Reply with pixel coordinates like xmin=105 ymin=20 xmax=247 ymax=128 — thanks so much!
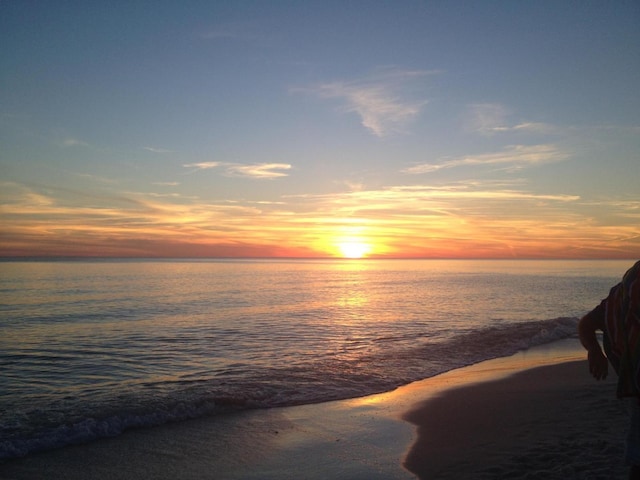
xmin=337 ymin=241 xmax=372 ymax=259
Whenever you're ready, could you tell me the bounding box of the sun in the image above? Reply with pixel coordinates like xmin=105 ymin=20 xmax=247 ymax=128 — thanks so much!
xmin=337 ymin=241 xmax=372 ymax=259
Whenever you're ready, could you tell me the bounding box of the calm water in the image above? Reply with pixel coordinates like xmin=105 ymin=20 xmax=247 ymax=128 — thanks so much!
xmin=0 ymin=258 xmax=632 ymax=460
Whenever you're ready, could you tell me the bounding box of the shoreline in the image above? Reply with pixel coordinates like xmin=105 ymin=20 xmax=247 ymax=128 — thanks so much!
xmin=1 ymin=339 xmax=626 ymax=479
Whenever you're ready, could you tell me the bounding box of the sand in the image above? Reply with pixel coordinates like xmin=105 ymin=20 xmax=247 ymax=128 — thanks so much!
xmin=404 ymin=361 xmax=627 ymax=479
xmin=0 ymin=339 xmax=630 ymax=479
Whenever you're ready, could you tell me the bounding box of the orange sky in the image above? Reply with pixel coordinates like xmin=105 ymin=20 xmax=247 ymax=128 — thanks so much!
xmin=2 ymin=181 xmax=638 ymax=259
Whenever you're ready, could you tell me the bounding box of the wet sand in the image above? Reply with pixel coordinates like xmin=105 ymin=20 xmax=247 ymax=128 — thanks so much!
xmin=403 ymin=360 xmax=626 ymax=479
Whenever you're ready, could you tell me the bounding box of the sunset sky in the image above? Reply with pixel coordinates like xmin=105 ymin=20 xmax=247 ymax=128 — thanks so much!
xmin=2 ymin=1 xmax=639 ymax=259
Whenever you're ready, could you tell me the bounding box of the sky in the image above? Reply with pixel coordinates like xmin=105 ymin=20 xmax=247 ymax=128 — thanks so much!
xmin=1 ymin=1 xmax=639 ymax=259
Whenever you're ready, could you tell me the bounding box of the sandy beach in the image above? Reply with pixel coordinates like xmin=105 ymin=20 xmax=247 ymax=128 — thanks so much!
xmin=0 ymin=339 xmax=629 ymax=479
xmin=404 ymin=360 xmax=626 ymax=479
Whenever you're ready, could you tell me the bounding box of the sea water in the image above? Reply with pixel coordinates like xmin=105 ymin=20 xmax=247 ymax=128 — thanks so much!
xmin=0 ymin=258 xmax=631 ymax=460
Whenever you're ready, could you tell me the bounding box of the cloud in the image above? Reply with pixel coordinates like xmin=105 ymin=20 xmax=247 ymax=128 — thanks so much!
xmin=384 ymin=184 xmax=579 ymax=202
xmin=144 ymin=146 xmax=173 ymax=154
xmin=467 ymin=103 xmax=510 ymax=134
xmin=467 ymin=103 xmax=557 ymax=135
xmin=153 ymin=182 xmax=180 ymax=187
xmin=296 ymin=68 xmax=438 ymax=137
xmin=183 ymin=161 xmax=291 ymax=179
xmin=74 ymin=173 xmax=119 ymax=184
xmin=183 ymin=162 xmax=222 ymax=170
xmin=403 ymin=144 xmax=570 ymax=174
xmin=287 ymin=183 xmax=579 ymax=212
xmin=494 ymin=122 xmax=556 ymax=134
xmin=226 ymin=163 xmax=291 ymax=179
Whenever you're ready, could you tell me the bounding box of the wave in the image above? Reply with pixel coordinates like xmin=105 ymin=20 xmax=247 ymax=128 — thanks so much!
xmin=0 ymin=316 xmax=579 ymax=462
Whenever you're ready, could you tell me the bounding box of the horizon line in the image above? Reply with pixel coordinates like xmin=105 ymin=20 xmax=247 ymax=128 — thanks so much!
xmin=0 ymin=255 xmax=636 ymax=262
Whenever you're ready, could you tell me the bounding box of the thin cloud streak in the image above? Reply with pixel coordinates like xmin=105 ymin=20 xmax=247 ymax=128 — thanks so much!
xmin=143 ymin=147 xmax=173 ymax=154
xmin=403 ymin=144 xmax=570 ymax=174
xmin=183 ymin=162 xmax=292 ymax=179
xmin=183 ymin=162 xmax=222 ymax=170
xmin=466 ymin=103 xmax=558 ymax=135
xmin=226 ymin=163 xmax=291 ymax=178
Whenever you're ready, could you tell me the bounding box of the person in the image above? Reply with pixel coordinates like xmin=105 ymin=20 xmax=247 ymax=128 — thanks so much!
xmin=579 ymin=260 xmax=640 ymax=479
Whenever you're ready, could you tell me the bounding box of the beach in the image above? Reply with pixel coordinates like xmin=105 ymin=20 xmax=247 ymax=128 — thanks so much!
xmin=403 ymin=358 xmax=626 ymax=479
xmin=0 ymin=339 xmax=629 ymax=480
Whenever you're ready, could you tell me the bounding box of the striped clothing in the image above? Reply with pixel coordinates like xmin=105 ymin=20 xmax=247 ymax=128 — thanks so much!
xmin=601 ymin=260 xmax=640 ymax=398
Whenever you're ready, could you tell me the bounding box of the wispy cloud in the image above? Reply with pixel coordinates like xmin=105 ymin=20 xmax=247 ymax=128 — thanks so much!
xmin=287 ymin=182 xmax=579 ymax=216
xmin=183 ymin=162 xmax=291 ymax=179
xmin=74 ymin=173 xmax=119 ymax=185
xmin=492 ymin=122 xmax=556 ymax=134
xmin=183 ymin=162 xmax=221 ymax=170
xmin=403 ymin=144 xmax=570 ymax=174
xmin=144 ymin=146 xmax=173 ymax=154
xmin=295 ymin=68 xmax=438 ymax=137
xmin=466 ymin=103 xmax=557 ymax=135
xmin=153 ymin=181 xmax=180 ymax=187
xmin=226 ymin=163 xmax=291 ymax=178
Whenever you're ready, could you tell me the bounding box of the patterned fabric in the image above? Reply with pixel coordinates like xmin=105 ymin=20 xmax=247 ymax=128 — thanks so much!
xmin=601 ymin=260 xmax=640 ymax=398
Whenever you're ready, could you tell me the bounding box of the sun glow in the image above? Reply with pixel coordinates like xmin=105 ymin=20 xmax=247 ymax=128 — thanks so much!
xmin=337 ymin=240 xmax=372 ymax=259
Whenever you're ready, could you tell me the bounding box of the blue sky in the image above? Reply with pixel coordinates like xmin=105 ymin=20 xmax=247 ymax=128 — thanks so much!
xmin=1 ymin=1 xmax=639 ymax=258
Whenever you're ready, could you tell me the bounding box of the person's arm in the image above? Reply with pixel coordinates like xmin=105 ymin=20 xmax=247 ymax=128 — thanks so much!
xmin=578 ymin=307 xmax=609 ymax=380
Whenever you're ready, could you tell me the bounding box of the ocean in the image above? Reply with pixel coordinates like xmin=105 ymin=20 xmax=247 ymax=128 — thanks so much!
xmin=0 ymin=258 xmax=632 ymax=461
